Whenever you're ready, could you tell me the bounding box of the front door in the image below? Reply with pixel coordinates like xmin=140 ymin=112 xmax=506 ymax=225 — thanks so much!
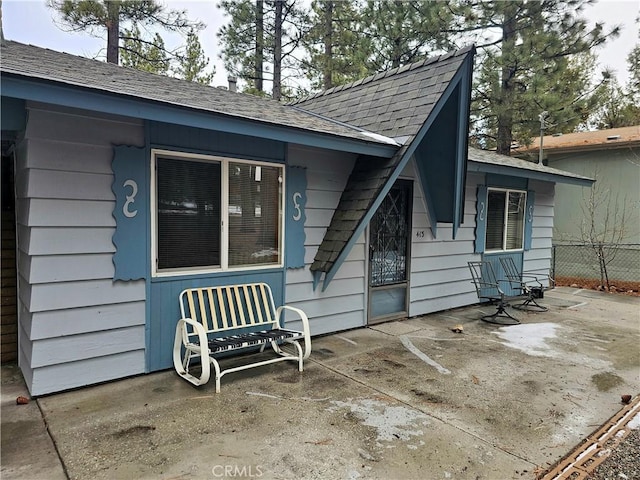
xmin=368 ymin=179 xmax=412 ymax=324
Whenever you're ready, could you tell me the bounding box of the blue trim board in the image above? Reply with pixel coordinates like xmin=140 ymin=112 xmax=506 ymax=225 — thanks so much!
xmin=321 ymin=63 xmax=471 ymax=291
xmin=1 ymin=75 xmax=398 ymax=159
xmin=1 ymin=96 xmax=26 ymax=131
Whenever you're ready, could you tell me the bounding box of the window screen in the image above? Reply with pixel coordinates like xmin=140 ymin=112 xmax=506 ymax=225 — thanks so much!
xmin=228 ymin=163 xmax=282 ymax=266
xmin=157 ymin=157 xmax=221 ymax=269
xmin=155 ymin=153 xmax=283 ymax=273
xmin=485 ymin=189 xmax=526 ymax=251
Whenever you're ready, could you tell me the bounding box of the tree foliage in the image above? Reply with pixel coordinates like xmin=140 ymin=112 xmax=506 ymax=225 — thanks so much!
xmin=453 ymin=0 xmax=618 ymax=154
xmin=173 ymin=29 xmax=215 ymax=84
xmin=120 ymin=24 xmax=169 ymax=74
xmin=218 ymin=0 xmax=307 ymax=100
xmin=48 ymin=0 xmax=203 ymax=64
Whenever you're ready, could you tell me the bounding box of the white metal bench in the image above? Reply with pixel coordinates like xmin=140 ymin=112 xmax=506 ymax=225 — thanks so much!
xmin=173 ymin=282 xmax=311 ymax=393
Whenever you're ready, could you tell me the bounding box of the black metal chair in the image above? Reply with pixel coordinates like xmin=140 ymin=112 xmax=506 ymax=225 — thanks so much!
xmin=468 ymin=261 xmax=519 ymax=325
xmin=499 ymin=256 xmax=555 ymax=312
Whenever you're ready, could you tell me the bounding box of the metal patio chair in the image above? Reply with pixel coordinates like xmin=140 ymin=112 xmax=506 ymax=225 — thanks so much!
xmin=468 ymin=261 xmax=519 ymax=325
xmin=499 ymin=256 xmax=555 ymax=312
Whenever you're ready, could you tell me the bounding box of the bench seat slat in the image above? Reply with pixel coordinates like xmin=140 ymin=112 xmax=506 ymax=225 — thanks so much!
xmin=206 ymin=329 xmax=303 ymax=353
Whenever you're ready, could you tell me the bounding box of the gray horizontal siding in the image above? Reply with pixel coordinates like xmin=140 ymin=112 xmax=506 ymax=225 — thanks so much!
xmin=285 ymin=144 xmax=365 ymax=335
xmin=17 ymin=103 xmax=146 ymax=396
xmin=524 ymin=180 xmax=554 ymax=279
xmin=407 ymin=163 xmax=479 ymax=316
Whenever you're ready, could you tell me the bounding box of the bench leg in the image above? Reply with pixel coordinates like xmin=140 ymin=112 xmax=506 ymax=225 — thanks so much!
xmin=270 ymin=340 xmax=304 ymax=371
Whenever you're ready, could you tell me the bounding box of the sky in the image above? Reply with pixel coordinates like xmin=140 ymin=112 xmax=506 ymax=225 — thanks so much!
xmin=2 ymin=0 xmax=639 ymax=90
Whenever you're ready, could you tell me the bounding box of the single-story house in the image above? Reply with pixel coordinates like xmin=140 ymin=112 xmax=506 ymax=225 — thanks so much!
xmin=0 ymin=41 xmax=593 ymax=396
xmin=513 ymin=126 xmax=640 ymax=245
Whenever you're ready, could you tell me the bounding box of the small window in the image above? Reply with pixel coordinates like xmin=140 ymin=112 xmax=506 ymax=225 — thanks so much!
xmin=485 ymin=189 xmax=526 ymax=251
xmin=153 ymin=151 xmax=283 ymax=275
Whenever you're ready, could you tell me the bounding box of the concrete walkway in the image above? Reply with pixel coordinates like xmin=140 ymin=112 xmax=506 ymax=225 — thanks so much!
xmin=2 ymin=287 xmax=639 ymax=480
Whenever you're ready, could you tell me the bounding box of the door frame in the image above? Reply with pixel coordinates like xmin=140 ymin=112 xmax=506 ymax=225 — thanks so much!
xmin=367 ymin=178 xmax=413 ymax=324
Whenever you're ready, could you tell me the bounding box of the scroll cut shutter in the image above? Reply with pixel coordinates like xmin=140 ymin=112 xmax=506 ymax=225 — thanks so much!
xmin=474 ymin=185 xmax=487 ymax=253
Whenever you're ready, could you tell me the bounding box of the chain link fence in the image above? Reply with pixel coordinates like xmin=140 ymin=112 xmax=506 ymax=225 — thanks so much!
xmin=552 ymin=244 xmax=640 ymax=284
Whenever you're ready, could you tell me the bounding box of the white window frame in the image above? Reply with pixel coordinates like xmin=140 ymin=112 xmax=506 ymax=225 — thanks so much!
xmin=485 ymin=187 xmax=527 ymax=253
xmin=150 ymin=149 xmax=285 ymax=277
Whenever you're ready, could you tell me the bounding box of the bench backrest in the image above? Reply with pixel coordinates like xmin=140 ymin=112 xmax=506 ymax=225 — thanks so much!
xmin=179 ymin=283 xmax=278 ymax=334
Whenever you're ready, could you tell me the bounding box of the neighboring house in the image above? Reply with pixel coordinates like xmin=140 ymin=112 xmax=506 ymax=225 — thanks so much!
xmin=513 ymin=126 xmax=640 ymax=245
xmin=0 ymin=41 xmax=592 ymax=396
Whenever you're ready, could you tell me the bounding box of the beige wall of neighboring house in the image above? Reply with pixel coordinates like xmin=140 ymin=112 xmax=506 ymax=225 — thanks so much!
xmin=514 ymin=126 xmax=640 ymax=246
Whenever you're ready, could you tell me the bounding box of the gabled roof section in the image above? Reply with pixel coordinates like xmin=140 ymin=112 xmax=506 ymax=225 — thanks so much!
xmin=292 ymin=45 xmax=475 ymax=142
xmin=468 ymin=147 xmax=594 ymax=186
xmin=0 ymin=41 xmax=397 ymax=156
xmin=292 ymin=46 xmax=475 ymax=289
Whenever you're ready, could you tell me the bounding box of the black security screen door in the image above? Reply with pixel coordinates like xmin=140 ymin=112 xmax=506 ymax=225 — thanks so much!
xmin=368 ymin=179 xmax=412 ymax=322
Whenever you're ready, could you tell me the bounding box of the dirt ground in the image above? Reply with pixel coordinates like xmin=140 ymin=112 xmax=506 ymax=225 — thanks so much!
xmin=555 ymin=276 xmax=640 ymax=296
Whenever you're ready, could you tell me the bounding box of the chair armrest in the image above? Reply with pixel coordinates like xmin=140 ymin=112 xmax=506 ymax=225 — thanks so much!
xmin=276 ymin=305 xmax=312 ymax=359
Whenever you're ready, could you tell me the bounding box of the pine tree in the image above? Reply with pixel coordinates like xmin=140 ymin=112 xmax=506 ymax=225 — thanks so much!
xmin=120 ymin=24 xmax=169 ymax=74
xmin=217 ymin=0 xmax=307 ymax=100
xmin=452 ymin=0 xmax=618 ymax=154
xmin=360 ymin=0 xmax=454 ymax=71
xmin=173 ymin=29 xmax=215 ymax=84
xmin=303 ymin=0 xmax=368 ymax=90
xmin=48 ymin=0 xmax=202 ymax=65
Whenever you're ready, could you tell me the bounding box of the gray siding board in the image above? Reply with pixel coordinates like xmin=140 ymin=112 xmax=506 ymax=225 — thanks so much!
xmin=24 ymin=169 xmax=114 ymax=201
xmin=30 ymin=351 xmax=145 ymax=397
xmin=22 ymin=254 xmax=115 ymax=283
xmin=27 ymin=302 xmax=145 ymax=340
xmin=16 ymin=104 xmax=147 ymax=395
xmin=20 ymin=226 xmax=115 ymax=255
xmin=26 ymin=279 xmax=145 ymax=312
xmin=24 ymin=199 xmax=116 ymax=227
xmin=286 ymin=144 xmax=365 ymax=335
xmin=30 ymin=326 xmax=145 ymax=368
xmin=25 ymin=139 xmax=114 ymax=174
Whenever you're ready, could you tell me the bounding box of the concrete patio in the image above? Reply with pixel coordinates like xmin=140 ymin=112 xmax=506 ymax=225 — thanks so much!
xmin=2 ymin=287 xmax=639 ymax=480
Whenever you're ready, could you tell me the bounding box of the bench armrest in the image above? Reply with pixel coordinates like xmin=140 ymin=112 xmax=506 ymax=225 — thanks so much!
xmin=173 ymin=317 xmax=211 ymax=385
xmin=276 ymin=305 xmax=312 ymax=360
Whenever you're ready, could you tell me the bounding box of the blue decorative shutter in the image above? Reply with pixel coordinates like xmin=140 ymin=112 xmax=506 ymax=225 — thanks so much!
xmin=285 ymin=165 xmax=307 ymax=269
xmin=524 ymin=190 xmax=535 ymax=251
xmin=474 ymin=185 xmax=487 ymax=253
xmin=112 ymin=145 xmax=147 ymax=281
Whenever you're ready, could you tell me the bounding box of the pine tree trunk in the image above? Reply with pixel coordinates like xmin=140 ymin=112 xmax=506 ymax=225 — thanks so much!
xmin=496 ymin=5 xmax=517 ymax=155
xmin=106 ymin=1 xmax=120 ymax=64
xmin=323 ymin=1 xmax=333 ymax=89
xmin=255 ymin=0 xmax=264 ymax=92
xmin=272 ymin=0 xmax=282 ymax=101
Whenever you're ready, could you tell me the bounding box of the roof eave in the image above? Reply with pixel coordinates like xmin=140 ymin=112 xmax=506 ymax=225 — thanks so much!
xmin=468 ymin=160 xmax=594 ymax=186
xmin=0 ymin=73 xmax=398 ymax=158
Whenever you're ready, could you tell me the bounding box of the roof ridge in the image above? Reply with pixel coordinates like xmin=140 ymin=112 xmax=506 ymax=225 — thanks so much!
xmin=289 ymin=44 xmax=474 ymax=106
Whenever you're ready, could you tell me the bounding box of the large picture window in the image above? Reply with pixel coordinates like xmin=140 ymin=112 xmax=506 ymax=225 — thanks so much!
xmin=485 ymin=189 xmax=526 ymax=251
xmin=153 ymin=151 xmax=283 ymax=274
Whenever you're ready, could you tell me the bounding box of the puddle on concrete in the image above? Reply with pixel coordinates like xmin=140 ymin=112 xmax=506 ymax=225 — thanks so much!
xmin=591 ymin=372 xmax=625 ymax=392
xmin=493 ymin=323 xmax=559 ymax=357
xmin=328 ymin=398 xmax=429 ymax=448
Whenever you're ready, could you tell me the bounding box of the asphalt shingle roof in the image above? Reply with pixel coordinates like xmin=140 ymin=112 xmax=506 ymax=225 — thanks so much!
xmin=0 ymin=41 xmax=394 ymax=147
xmin=291 ymin=46 xmax=474 ymax=141
xmin=468 ymin=147 xmax=593 ymax=182
xmin=291 ymin=47 xmax=475 ymax=275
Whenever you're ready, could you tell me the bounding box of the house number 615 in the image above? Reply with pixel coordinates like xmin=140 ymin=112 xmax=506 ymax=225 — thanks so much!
xmin=122 ymin=179 xmax=138 ymax=218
